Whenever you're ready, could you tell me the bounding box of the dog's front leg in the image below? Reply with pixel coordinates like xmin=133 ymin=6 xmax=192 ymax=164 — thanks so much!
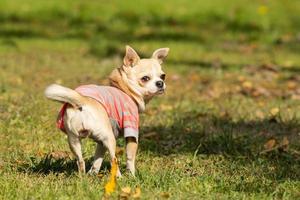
xmin=67 ymin=134 xmax=85 ymax=173
xmin=126 ymin=137 xmax=138 ymax=176
xmin=88 ymin=142 xmax=106 ymax=174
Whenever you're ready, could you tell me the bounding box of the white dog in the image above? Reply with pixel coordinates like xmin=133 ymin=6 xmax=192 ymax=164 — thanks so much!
xmin=45 ymin=46 xmax=169 ymax=176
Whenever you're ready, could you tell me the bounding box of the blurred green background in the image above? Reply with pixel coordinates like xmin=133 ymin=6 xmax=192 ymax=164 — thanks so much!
xmin=1 ymin=0 xmax=300 ymax=199
xmin=1 ymin=0 xmax=300 ymax=57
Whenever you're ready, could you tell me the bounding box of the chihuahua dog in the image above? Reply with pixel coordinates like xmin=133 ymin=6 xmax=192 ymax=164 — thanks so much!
xmin=44 ymin=46 xmax=169 ymax=176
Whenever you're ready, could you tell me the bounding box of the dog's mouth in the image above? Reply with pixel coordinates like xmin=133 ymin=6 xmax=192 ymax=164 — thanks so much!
xmin=156 ymin=89 xmax=165 ymax=94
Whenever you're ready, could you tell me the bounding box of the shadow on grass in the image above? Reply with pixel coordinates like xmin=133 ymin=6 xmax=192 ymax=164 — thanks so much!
xmin=18 ymin=155 xmax=111 ymax=176
xmin=140 ymin=111 xmax=300 ymax=181
xmin=18 ymin=111 xmax=299 ymax=182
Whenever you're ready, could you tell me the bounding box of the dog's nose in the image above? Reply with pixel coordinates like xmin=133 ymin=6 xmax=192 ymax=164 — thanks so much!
xmin=156 ymin=81 xmax=164 ymax=88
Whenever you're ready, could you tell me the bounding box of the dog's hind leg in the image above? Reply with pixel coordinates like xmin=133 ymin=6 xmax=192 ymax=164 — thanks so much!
xmin=67 ymin=134 xmax=85 ymax=174
xmin=88 ymin=142 xmax=106 ymax=174
xmin=101 ymin=136 xmax=121 ymax=177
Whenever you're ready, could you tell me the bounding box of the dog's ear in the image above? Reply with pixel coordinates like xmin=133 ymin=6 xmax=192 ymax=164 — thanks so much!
xmin=152 ymin=48 xmax=169 ymax=64
xmin=123 ymin=45 xmax=140 ymax=67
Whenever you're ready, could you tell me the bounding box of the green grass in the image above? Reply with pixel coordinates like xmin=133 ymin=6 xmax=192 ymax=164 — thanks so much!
xmin=1 ymin=0 xmax=300 ymax=199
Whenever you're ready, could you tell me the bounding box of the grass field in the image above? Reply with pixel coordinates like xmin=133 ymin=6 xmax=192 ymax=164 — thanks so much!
xmin=1 ymin=0 xmax=300 ymax=199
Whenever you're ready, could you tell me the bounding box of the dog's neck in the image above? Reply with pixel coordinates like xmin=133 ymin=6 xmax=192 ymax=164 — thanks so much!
xmin=109 ymin=67 xmax=146 ymax=112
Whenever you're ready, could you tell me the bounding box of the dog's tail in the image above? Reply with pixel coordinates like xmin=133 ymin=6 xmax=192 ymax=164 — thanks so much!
xmin=44 ymin=84 xmax=84 ymax=107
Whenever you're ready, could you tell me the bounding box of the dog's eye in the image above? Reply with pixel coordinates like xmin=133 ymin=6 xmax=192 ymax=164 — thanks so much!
xmin=160 ymin=74 xmax=166 ymax=80
xmin=141 ymin=76 xmax=150 ymax=82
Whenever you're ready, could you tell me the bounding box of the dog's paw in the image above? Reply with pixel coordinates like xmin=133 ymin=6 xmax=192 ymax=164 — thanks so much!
xmin=126 ymin=166 xmax=135 ymax=177
xmin=87 ymin=168 xmax=99 ymax=175
xmin=116 ymin=169 xmax=122 ymax=178
xmin=127 ymin=170 xmax=135 ymax=177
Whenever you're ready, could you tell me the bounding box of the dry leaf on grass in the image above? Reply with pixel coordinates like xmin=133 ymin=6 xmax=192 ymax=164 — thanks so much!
xmin=35 ymin=150 xmax=45 ymax=157
xmin=133 ymin=187 xmax=141 ymax=199
xmin=252 ymin=86 xmax=270 ymax=97
xmin=270 ymin=107 xmax=279 ymax=116
xmin=260 ymin=63 xmax=278 ymax=73
xmin=119 ymin=186 xmax=141 ymax=199
xmin=279 ymin=136 xmax=289 ymax=151
xmin=160 ymin=192 xmax=170 ymax=198
xmin=287 ymin=81 xmax=297 ymax=90
xmin=121 ymin=187 xmax=131 ymax=194
xmin=242 ymin=81 xmax=253 ymax=90
xmin=49 ymin=151 xmax=71 ymax=160
xmin=264 ymin=139 xmax=276 ymax=150
xmin=280 ymin=136 xmax=289 ymax=146
xmin=261 ymin=137 xmax=290 ymax=154
xmin=189 ymin=73 xmax=201 ymax=81
xmin=119 ymin=186 xmax=131 ymax=199
xmin=142 ymin=132 xmax=159 ymax=140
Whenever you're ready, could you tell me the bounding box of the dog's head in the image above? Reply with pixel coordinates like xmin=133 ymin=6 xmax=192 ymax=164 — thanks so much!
xmin=121 ymin=45 xmax=169 ymax=100
xmin=109 ymin=45 xmax=169 ymax=111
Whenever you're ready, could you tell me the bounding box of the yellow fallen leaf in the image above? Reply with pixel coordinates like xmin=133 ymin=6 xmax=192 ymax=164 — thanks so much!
xmin=104 ymin=158 xmax=118 ymax=196
xmin=287 ymin=81 xmax=297 ymax=90
xmin=121 ymin=187 xmax=131 ymax=194
xmin=120 ymin=186 xmax=131 ymax=199
xmin=242 ymin=81 xmax=253 ymax=90
xmin=133 ymin=187 xmax=141 ymax=199
xmin=270 ymin=107 xmax=279 ymax=116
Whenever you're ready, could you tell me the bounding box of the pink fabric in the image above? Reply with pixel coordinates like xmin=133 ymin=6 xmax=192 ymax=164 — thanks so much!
xmin=57 ymin=85 xmax=139 ymax=138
